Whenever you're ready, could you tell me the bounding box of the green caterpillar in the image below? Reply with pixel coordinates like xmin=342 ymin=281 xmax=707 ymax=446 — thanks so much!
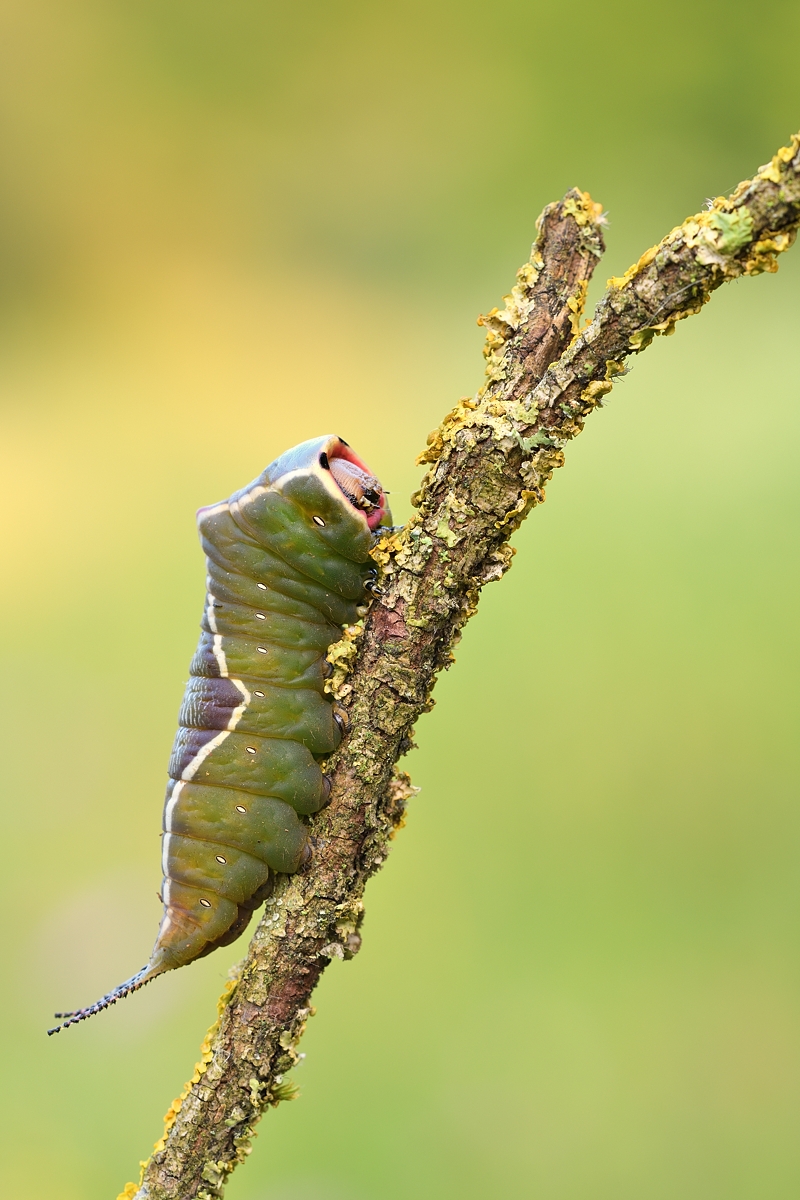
xmin=49 ymin=435 xmax=389 ymax=1035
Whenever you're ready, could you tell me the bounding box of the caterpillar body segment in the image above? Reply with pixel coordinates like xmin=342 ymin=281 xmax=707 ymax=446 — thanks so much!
xmin=49 ymin=435 xmax=389 ymax=1034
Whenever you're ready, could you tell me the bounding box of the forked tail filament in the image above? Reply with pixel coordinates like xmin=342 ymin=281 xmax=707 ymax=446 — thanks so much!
xmin=48 ymin=966 xmax=155 ymax=1035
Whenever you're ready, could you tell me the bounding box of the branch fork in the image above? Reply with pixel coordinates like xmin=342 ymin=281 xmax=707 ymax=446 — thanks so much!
xmin=123 ymin=132 xmax=800 ymax=1200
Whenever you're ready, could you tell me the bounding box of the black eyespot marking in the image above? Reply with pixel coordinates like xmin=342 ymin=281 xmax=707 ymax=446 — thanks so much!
xmin=319 ymin=452 xmax=330 ymax=469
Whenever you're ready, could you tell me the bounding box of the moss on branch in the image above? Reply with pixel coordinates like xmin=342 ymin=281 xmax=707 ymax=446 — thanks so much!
xmin=125 ymin=132 xmax=800 ymax=1200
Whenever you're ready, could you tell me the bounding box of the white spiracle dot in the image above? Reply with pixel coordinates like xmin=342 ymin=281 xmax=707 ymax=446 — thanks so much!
xmin=199 ymin=898 xmax=212 ymax=908
xmin=215 ymin=855 xmax=227 ymax=864
xmin=246 ymin=746 xmax=257 ymax=754
xmin=236 ymin=805 xmax=247 ymax=813
xmin=254 ymin=690 xmax=265 ymax=697
xmin=255 ymin=613 xmax=266 ymax=620
xmin=313 ymin=516 xmax=325 ymax=527
xmin=257 ymin=582 xmax=267 ymax=590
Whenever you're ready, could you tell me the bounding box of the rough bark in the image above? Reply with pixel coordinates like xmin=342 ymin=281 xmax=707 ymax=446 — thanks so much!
xmin=123 ymin=132 xmax=800 ymax=1200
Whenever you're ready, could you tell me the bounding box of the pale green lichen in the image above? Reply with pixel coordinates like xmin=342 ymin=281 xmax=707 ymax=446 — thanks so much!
xmin=434 ymin=490 xmax=470 ymax=548
xmin=515 ymin=427 xmax=562 ymax=454
xmin=682 ymin=206 xmax=754 ymax=267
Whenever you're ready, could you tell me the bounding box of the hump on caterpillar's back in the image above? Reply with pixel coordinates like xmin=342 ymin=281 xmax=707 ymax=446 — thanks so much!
xmin=230 ymin=480 xmax=373 ymax=596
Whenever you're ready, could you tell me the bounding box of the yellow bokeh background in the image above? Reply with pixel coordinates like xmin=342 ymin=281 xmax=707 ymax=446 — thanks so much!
xmin=1 ymin=3 xmax=799 ymax=1198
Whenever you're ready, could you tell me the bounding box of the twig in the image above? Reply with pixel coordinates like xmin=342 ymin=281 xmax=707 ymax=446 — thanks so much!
xmin=125 ymin=133 xmax=800 ymax=1200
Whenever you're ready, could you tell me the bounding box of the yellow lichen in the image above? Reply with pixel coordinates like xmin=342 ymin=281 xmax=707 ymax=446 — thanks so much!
xmin=422 ymin=190 xmax=606 ymax=475
xmin=416 ymin=395 xmax=482 ymax=466
xmin=131 ymin=975 xmax=241 ymax=1189
xmin=756 ymin=132 xmax=800 ymax=184
xmin=475 ymin=194 xmax=602 ymax=386
xmin=626 ymin=289 xmax=707 ymax=352
xmin=496 ymin=488 xmax=540 ymax=529
xmin=609 ymin=195 xmax=763 ymax=292
xmin=476 ymin=255 xmax=545 ymax=386
xmin=582 ymin=379 xmax=614 ymax=404
xmin=324 ymin=623 xmax=364 ymax=702
xmin=384 ymin=770 xmax=420 ymax=837
xmin=477 ymin=258 xmax=544 ymax=345
xmin=607 ymin=242 xmax=659 ymax=290
xmin=370 ymin=524 xmax=408 ymax=572
xmin=742 ymin=229 xmax=796 ymax=275
xmin=567 ymin=279 xmax=589 ymax=337
xmin=580 ymin=358 xmax=627 ymax=406
xmin=759 ymin=160 xmax=783 ymax=184
xmin=562 ymin=189 xmax=605 ymax=227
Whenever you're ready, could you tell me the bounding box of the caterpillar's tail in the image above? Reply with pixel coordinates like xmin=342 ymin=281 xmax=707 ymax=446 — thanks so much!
xmin=47 ymin=964 xmax=161 ymax=1035
xmin=47 ymin=875 xmax=269 ymax=1034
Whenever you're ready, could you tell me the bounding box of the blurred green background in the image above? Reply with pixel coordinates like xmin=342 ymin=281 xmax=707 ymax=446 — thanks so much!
xmin=1 ymin=2 xmax=799 ymax=1198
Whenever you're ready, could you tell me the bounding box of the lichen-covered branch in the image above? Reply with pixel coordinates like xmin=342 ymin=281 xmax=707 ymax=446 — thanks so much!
xmin=125 ymin=133 xmax=800 ymax=1200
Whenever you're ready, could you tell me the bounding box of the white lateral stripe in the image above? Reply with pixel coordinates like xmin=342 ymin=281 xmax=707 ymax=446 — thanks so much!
xmin=212 ymin=634 xmax=228 ymax=677
xmin=161 ymin=878 xmax=173 ymax=931
xmin=227 ymin=677 xmax=251 ymax=730
xmin=162 ymin=832 xmax=173 ymax=877
xmin=163 ymin=780 xmax=184 ymax=833
xmin=170 ymin=678 xmax=251 ymax=793
xmin=169 ymin=677 xmax=251 ymax=812
xmin=180 ymin=728 xmax=231 ymax=781
xmin=206 ymin=591 xmax=218 ymax=634
xmin=161 ymin=667 xmax=253 ymax=923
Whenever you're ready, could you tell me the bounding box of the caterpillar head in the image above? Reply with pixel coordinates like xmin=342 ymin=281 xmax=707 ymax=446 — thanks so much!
xmin=326 ymin=455 xmax=385 ymax=529
xmin=265 ymin=435 xmax=391 ymax=531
